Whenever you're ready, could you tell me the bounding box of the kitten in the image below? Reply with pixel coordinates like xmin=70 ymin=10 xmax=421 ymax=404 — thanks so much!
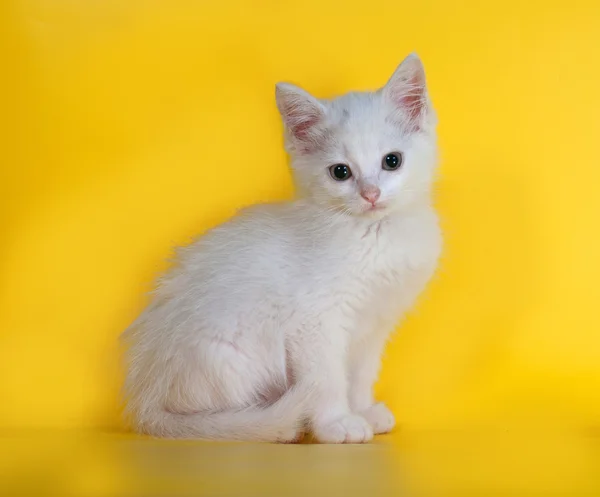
xmin=122 ymin=53 xmax=441 ymax=443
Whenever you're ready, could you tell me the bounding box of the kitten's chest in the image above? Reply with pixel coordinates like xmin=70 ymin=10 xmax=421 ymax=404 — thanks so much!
xmin=352 ymin=217 xmax=437 ymax=281
xmin=339 ymin=214 xmax=441 ymax=332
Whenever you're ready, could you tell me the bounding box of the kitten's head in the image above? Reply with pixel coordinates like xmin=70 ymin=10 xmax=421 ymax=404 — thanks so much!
xmin=276 ymin=54 xmax=437 ymax=218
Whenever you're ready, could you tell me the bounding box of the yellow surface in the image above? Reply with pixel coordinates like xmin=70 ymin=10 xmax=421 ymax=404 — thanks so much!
xmin=1 ymin=0 xmax=600 ymax=495
xmin=1 ymin=427 xmax=599 ymax=497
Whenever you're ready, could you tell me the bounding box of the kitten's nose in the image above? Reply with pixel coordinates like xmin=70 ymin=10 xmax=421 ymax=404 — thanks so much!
xmin=360 ymin=186 xmax=381 ymax=205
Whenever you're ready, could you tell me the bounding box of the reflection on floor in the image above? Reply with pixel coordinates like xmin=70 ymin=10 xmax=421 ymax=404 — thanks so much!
xmin=1 ymin=424 xmax=599 ymax=496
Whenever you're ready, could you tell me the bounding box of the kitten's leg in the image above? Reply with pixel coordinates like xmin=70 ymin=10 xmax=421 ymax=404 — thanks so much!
xmin=288 ymin=324 xmax=373 ymax=444
xmin=349 ymin=333 xmax=395 ymax=435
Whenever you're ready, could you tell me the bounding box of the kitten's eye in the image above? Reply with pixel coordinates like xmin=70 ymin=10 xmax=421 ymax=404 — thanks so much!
xmin=382 ymin=152 xmax=403 ymax=171
xmin=329 ymin=164 xmax=352 ymax=181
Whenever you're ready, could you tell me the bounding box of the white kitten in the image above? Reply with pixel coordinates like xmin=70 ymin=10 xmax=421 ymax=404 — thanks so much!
xmin=122 ymin=53 xmax=441 ymax=444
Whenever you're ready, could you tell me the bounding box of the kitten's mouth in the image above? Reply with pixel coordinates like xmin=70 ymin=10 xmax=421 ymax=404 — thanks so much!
xmin=362 ymin=204 xmax=386 ymax=215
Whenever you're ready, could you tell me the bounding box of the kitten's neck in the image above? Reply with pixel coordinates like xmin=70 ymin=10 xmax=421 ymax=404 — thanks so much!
xmin=295 ymin=195 xmax=433 ymax=230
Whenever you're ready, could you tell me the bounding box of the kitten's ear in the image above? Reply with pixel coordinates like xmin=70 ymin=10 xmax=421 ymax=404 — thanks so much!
xmin=383 ymin=53 xmax=428 ymax=126
xmin=276 ymin=83 xmax=327 ymax=151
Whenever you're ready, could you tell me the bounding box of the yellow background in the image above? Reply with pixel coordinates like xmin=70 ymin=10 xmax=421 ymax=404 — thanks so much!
xmin=1 ymin=0 xmax=600 ymax=495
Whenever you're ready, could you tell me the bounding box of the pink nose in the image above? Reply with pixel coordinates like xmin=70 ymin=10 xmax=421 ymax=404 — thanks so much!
xmin=360 ymin=186 xmax=381 ymax=205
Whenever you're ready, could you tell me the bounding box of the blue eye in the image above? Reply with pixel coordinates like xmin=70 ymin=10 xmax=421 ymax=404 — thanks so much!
xmin=382 ymin=152 xmax=403 ymax=170
xmin=329 ymin=164 xmax=352 ymax=181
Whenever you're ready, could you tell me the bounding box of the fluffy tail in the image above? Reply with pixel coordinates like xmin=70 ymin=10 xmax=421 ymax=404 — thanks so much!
xmin=134 ymin=382 xmax=313 ymax=442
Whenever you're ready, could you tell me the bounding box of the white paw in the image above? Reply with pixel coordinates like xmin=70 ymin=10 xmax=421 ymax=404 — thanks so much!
xmin=314 ymin=414 xmax=374 ymax=444
xmin=277 ymin=427 xmax=305 ymax=444
xmin=361 ymin=402 xmax=395 ymax=434
xmin=275 ymin=421 xmax=306 ymax=444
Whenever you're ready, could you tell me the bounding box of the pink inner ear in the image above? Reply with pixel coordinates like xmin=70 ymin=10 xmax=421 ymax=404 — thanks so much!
xmin=277 ymin=85 xmax=326 ymax=152
xmin=282 ymin=101 xmax=326 ymax=153
xmin=291 ymin=113 xmax=320 ymax=142
xmin=397 ymin=75 xmax=426 ymax=123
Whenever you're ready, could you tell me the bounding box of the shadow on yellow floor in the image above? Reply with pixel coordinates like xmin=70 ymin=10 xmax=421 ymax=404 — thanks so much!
xmin=1 ymin=425 xmax=599 ymax=496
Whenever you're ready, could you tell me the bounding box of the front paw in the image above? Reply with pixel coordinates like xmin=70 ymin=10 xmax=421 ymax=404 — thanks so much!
xmin=313 ymin=414 xmax=374 ymax=444
xmin=361 ymin=403 xmax=395 ymax=434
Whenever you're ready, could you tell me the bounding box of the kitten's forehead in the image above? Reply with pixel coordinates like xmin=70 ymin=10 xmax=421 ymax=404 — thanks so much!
xmin=326 ymin=91 xmax=385 ymax=126
xmin=324 ymin=91 xmax=399 ymax=169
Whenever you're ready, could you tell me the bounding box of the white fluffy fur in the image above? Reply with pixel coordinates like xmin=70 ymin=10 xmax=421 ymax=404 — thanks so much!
xmin=121 ymin=53 xmax=442 ymax=443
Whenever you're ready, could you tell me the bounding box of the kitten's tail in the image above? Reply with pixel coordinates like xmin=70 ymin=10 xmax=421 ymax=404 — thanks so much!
xmin=135 ymin=382 xmax=314 ymax=442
